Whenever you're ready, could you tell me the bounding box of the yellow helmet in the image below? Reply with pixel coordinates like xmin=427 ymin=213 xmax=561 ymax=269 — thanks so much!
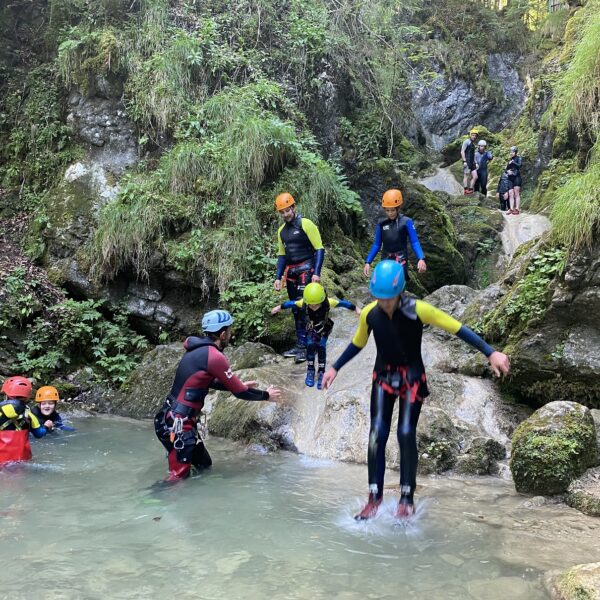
xmin=469 ymin=128 xmax=479 ymax=135
xmin=275 ymin=192 xmax=295 ymax=211
xmin=35 ymin=386 xmax=60 ymax=403
xmin=381 ymin=189 xmax=403 ymax=208
xmin=303 ymin=282 xmax=326 ymax=305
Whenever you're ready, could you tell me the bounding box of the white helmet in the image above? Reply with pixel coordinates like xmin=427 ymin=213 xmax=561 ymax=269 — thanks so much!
xmin=478 ymin=140 xmax=487 ymax=147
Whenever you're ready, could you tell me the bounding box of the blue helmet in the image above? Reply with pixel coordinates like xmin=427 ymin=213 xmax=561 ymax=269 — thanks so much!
xmin=369 ymin=260 xmax=406 ymax=299
xmin=201 ymin=309 xmax=234 ymax=333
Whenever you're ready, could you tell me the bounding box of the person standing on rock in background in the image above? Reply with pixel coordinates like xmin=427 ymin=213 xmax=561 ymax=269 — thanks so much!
xmin=505 ymin=146 xmax=523 ymax=215
xmin=474 ymin=140 xmax=493 ymax=196
xmin=496 ymin=172 xmax=512 ymax=212
xmin=271 ymin=282 xmax=360 ymax=390
xmin=461 ymin=129 xmax=479 ymax=195
xmin=363 ymin=189 xmax=426 ymax=284
xmin=273 ymin=192 xmax=325 ymax=364
xmin=322 ymin=260 xmax=510 ymax=521
xmin=154 ymin=309 xmax=281 ymax=482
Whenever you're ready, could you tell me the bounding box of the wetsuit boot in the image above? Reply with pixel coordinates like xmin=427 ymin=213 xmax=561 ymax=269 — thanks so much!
xmin=295 ymin=346 xmax=307 ymax=363
xmin=316 ymin=369 xmax=325 ymax=390
xmin=395 ymin=489 xmax=415 ymax=519
xmin=166 ymin=450 xmax=191 ymax=482
xmin=354 ymin=493 xmax=382 ymax=521
xmin=305 ymin=366 xmax=315 ymax=387
xmin=283 ymin=346 xmax=299 ymax=358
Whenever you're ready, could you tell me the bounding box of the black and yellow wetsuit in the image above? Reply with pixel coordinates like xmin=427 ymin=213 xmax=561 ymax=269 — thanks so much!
xmin=0 ymin=400 xmax=45 ymax=435
xmin=276 ymin=215 xmax=325 ymax=348
xmin=332 ymin=297 xmax=494 ymax=502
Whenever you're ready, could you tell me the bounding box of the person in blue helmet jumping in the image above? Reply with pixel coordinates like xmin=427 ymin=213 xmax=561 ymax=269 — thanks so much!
xmin=154 ymin=309 xmax=282 ymax=481
xmin=322 ymin=260 xmax=510 ymax=520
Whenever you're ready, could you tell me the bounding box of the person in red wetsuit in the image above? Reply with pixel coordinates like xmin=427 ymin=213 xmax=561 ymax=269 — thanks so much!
xmin=154 ymin=309 xmax=282 ymax=481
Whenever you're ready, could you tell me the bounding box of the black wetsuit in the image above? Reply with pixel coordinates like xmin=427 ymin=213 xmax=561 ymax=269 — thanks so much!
xmin=497 ymin=173 xmax=512 ymax=210
xmin=506 ymin=156 xmax=522 ymax=188
xmin=332 ymin=298 xmax=494 ymax=502
xmin=276 ymin=215 xmax=325 ymax=348
xmin=154 ymin=336 xmax=269 ymax=479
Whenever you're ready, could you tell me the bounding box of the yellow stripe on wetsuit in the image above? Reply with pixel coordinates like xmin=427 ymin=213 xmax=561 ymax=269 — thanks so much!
xmin=351 ymin=299 xmax=462 ymax=348
xmin=293 ymin=297 xmax=340 ymax=309
xmin=277 ymin=218 xmax=325 ymax=256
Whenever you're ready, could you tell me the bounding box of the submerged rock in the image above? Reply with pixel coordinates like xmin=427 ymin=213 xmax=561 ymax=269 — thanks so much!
xmin=510 ymin=401 xmax=598 ymax=495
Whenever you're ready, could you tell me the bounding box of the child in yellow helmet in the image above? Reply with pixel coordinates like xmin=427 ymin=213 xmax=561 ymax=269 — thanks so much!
xmin=271 ymin=283 xmax=360 ymax=389
xmin=31 ymin=386 xmax=75 ymax=432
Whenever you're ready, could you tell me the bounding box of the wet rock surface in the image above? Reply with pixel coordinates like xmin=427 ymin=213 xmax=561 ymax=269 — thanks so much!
xmin=548 ymin=562 xmax=600 ymax=600
xmin=510 ymin=401 xmax=598 ymax=495
xmin=566 ymin=467 xmax=600 ymax=517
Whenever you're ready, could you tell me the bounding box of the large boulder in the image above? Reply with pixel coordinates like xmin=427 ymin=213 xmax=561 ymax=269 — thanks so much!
xmin=510 ymin=401 xmax=598 ymax=495
xmin=548 ymin=563 xmax=600 ymax=600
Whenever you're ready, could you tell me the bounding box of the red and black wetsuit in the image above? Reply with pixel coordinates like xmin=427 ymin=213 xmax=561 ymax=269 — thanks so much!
xmin=154 ymin=336 xmax=270 ymax=480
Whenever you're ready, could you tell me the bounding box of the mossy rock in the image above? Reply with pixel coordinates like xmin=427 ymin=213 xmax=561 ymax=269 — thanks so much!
xmin=566 ymin=467 xmax=600 ymax=517
xmin=510 ymin=401 xmax=598 ymax=495
xmin=552 ymin=563 xmax=600 ymax=600
xmin=455 ymin=437 xmax=506 ymax=475
xmin=417 ymin=407 xmax=461 ymax=474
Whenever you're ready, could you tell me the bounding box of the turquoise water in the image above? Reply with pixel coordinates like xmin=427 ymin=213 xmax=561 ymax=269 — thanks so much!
xmin=1 ymin=416 xmax=598 ymax=599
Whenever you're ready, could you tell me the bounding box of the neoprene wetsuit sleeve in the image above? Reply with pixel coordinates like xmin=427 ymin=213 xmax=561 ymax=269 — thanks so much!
xmin=406 ymin=219 xmax=425 ymax=260
xmin=280 ymin=300 xmax=301 ymax=310
xmin=314 ymin=248 xmax=324 ymax=276
xmin=301 ymin=219 xmax=325 ymax=276
xmin=415 ymin=300 xmax=495 ymax=357
xmin=365 ymin=224 xmax=382 ymax=264
xmin=207 ymin=349 xmax=269 ymax=401
xmin=331 ymin=301 xmax=375 ymax=370
xmin=276 ymin=255 xmax=287 ymax=279
xmin=333 ymin=299 xmax=356 ymax=311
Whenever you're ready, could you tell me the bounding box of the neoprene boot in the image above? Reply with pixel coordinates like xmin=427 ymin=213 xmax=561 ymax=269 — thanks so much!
xmin=355 ymin=493 xmax=382 ymax=521
xmin=166 ymin=450 xmax=191 ymax=482
xmin=316 ymin=370 xmax=325 ymax=390
xmin=305 ymin=366 xmax=315 ymax=387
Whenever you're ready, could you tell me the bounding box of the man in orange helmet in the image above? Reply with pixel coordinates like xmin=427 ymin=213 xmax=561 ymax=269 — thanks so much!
xmin=363 ymin=189 xmax=427 ymax=283
xmin=274 ymin=192 xmax=325 ymax=362
xmin=0 ymin=376 xmax=47 ymax=464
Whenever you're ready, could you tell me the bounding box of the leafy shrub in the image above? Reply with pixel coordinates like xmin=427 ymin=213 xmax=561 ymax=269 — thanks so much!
xmin=17 ymin=299 xmax=149 ymax=386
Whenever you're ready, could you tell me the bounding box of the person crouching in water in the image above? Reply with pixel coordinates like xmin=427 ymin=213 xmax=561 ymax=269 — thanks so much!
xmin=271 ymin=282 xmax=360 ymax=390
xmin=0 ymin=376 xmax=46 ymax=464
xmin=363 ymin=188 xmax=427 ymax=283
xmin=154 ymin=309 xmax=282 ymax=482
xmin=322 ymin=261 xmax=510 ymax=520
xmin=30 ymin=386 xmax=75 ymax=432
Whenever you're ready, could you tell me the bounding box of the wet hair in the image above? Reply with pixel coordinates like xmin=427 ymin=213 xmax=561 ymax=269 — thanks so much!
xmin=206 ymin=326 xmax=230 ymax=340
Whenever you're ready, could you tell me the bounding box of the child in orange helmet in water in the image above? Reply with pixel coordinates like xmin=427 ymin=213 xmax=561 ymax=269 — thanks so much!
xmin=0 ymin=376 xmax=47 ymax=463
xmin=30 ymin=386 xmax=75 ymax=432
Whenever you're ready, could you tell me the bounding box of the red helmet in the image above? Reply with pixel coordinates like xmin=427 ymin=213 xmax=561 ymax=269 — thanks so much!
xmin=1 ymin=376 xmax=33 ymax=399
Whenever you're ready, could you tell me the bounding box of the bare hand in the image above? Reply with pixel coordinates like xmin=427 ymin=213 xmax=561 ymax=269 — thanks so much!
xmin=488 ymin=351 xmax=510 ymax=377
xmin=243 ymin=380 xmax=258 ymax=388
xmin=311 ymin=274 xmax=321 ymax=283
xmin=44 ymin=420 xmax=54 ymax=429
xmin=321 ymin=367 xmax=338 ymax=390
xmin=417 ymin=259 xmax=427 ymax=273
xmin=271 ymin=306 xmax=281 ymax=315
xmin=266 ymin=385 xmax=282 ymax=400
xmin=274 ymin=279 xmax=282 ymax=291
xmin=363 ymin=264 xmax=371 ymax=278
xmin=355 ymin=306 xmax=362 ymax=315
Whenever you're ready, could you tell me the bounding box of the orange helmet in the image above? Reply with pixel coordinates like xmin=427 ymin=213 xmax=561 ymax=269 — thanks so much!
xmin=35 ymin=386 xmax=60 ymax=403
xmin=381 ymin=189 xmax=403 ymax=208
xmin=1 ymin=376 xmax=33 ymax=399
xmin=275 ymin=192 xmax=295 ymax=211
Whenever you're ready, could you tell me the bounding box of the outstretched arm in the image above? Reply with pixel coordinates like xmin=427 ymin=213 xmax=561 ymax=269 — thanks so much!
xmin=416 ymin=300 xmax=510 ymax=376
